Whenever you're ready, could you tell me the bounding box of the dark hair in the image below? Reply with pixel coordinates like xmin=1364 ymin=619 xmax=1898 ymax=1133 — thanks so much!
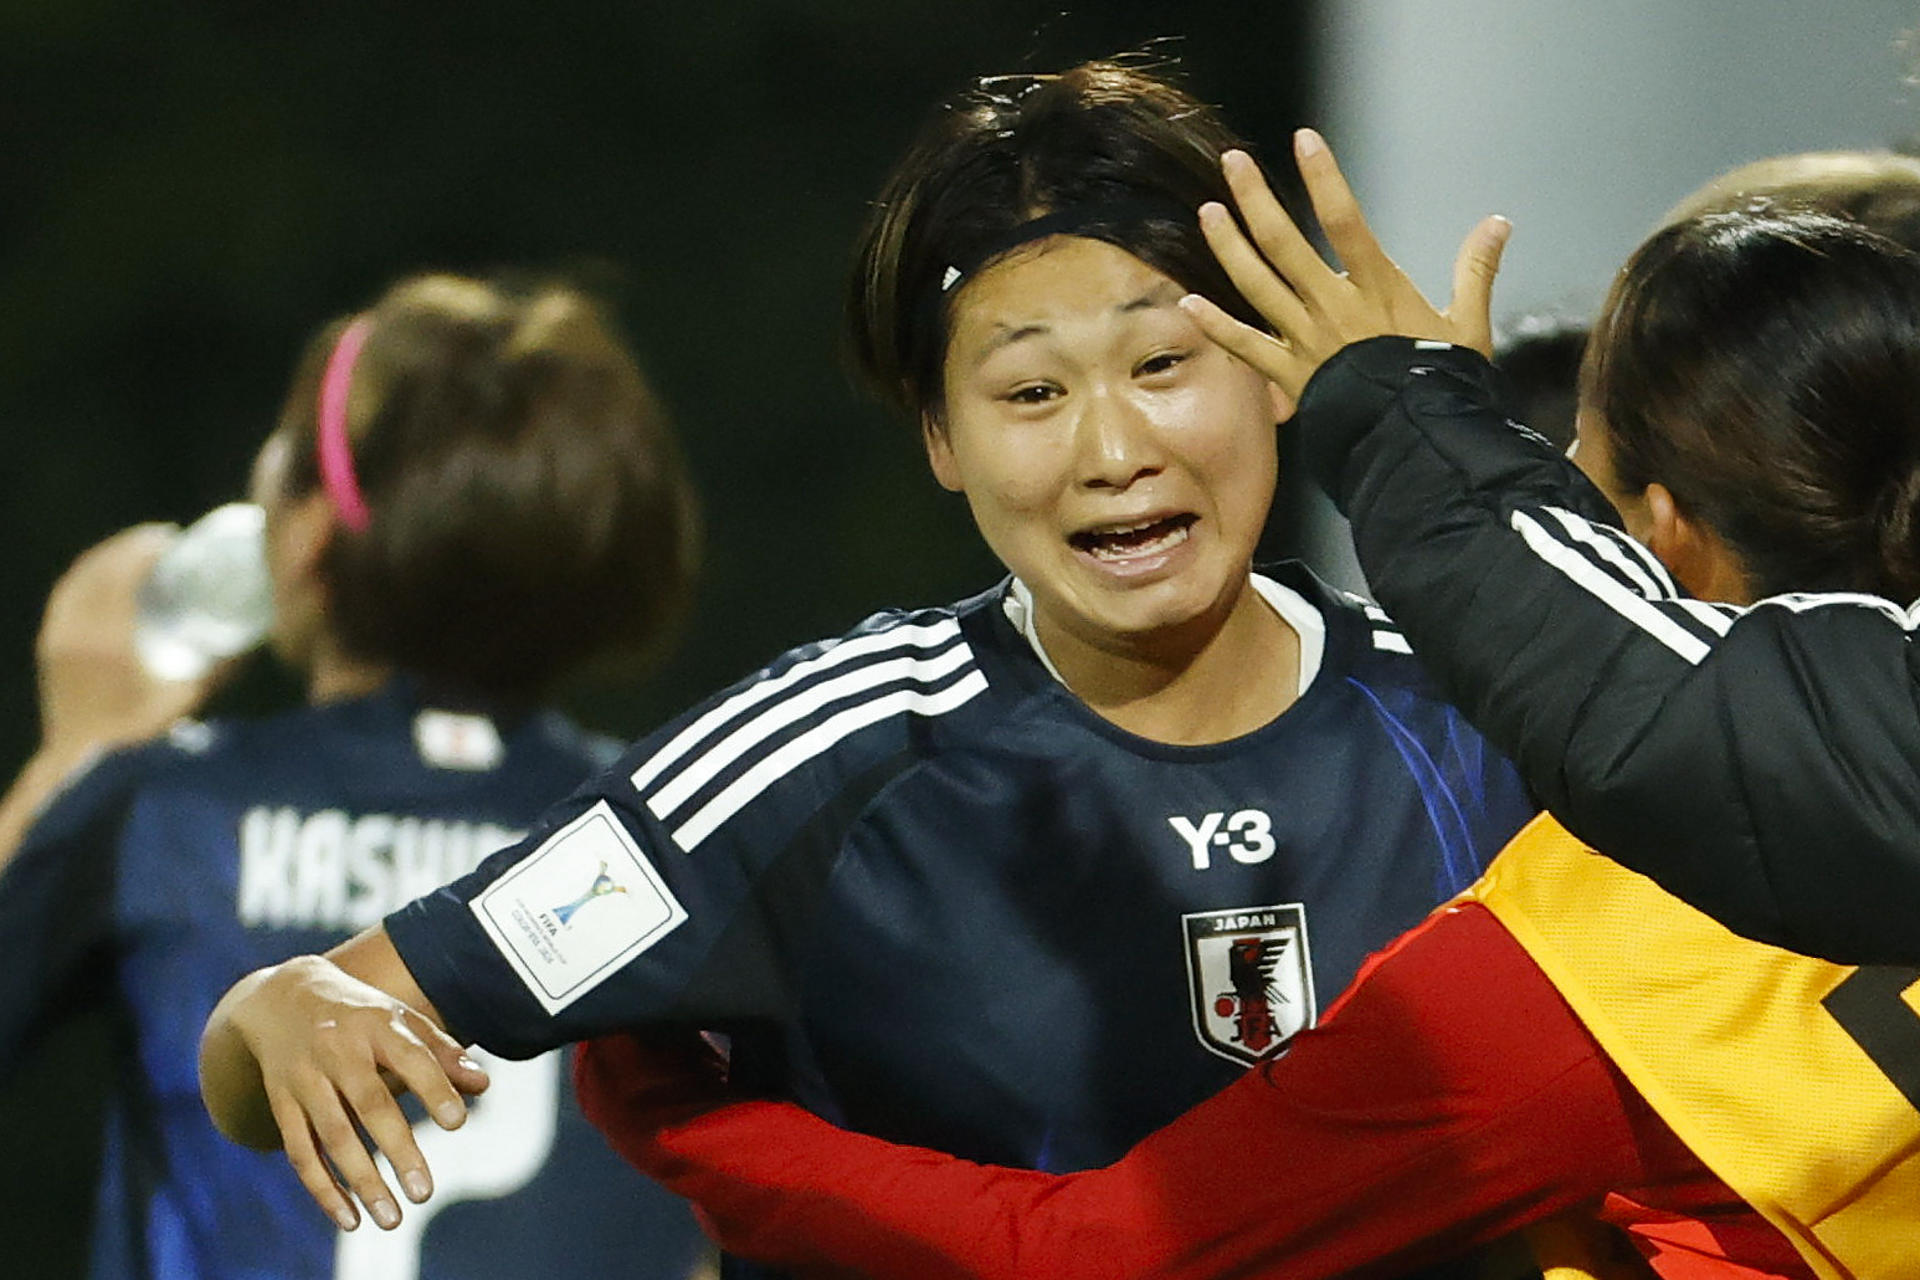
xmin=273 ymin=274 xmax=700 ymax=702
xmin=1585 ymin=209 xmax=1920 ymax=600
xmin=848 ymin=57 xmax=1267 ymax=420
xmin=1492 ymin=312 xmax=1588 ymax=452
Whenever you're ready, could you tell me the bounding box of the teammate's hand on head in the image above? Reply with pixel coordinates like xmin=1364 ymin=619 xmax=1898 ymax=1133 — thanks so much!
xmin=34 ymin=523 xmax=231 ymax=760
xmin=214 ymin=955 xmax=490 ymax=1233
xmin=1178 ymin=129 xmax=1510 ymax=404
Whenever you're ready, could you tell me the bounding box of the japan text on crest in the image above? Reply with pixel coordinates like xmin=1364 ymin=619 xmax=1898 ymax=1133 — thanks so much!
xmin=1182 ymin=903 xmax=1315 ymax=1066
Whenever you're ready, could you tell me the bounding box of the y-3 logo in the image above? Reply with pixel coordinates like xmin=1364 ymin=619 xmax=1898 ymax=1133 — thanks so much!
xmin=1170 ymin=810 xmax=1276 ymax=870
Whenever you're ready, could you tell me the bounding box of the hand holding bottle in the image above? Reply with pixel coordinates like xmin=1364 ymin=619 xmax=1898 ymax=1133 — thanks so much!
xmin=0 ymin=522 xmax=244 ymax=874
xmin=36 ymin=523 xmax=236 ymax=760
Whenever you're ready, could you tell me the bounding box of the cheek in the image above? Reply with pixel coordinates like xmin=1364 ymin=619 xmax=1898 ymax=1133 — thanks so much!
xmin=1161 ymin=379 xmax=1279 ymax=491
xmin=947 ymin=425 xmax=1070 ymax=519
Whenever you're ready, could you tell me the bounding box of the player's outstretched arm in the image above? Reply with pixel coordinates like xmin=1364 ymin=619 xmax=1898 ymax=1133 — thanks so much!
xmin=1176 ymin=129 xmax=1509 ymax=404
xmin=198 ymin=925 xmax=491 ymax=1234
xmin=576 ymin=908 xmax=1660 ymax=1279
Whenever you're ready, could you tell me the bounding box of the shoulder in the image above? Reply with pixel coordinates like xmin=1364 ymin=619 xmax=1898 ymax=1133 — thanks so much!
xmin=612 ymin=592 xmax=1016 ymax=856
xmin=15 ymin=722 xmax=220 ymax=859
xmin=1258 ymin=561 xmax=1421 ymax=670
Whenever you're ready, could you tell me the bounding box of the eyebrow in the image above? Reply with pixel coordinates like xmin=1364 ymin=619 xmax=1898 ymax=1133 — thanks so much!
xmin=970 ymin=282 xmax=1187 ymax=367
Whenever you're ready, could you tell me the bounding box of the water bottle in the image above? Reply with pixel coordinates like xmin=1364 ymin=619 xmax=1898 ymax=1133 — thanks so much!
xmin=133 ymin=503 xmax=275 ymax=681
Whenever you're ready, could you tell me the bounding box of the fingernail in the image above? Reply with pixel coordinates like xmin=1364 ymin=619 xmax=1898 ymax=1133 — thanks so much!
xmin=334 ymin=1206 xmax=359 ymax=1232
xmin=456 ymin=1055 xmax=480 ymax=1072
xmin=1296 ymin=128 xmax=1325 ymax=158
xmin=1490 ymin=214 xmax=1513 ymax=240
xmin=1197 ymin=201 xmax=1226 ymax=224
xmin=435 ymin=1100 xmax=465 ymax=1128
xmin=372 ymin=1199 xmax=400 ymax=1230
xmin=1221 ymin=148 xmax=1251 ymax=172
xmin=403 ymin=1170 xmax=432 ymax=1202
xmin=1177 ymin=294 xmax=1204 ymax=315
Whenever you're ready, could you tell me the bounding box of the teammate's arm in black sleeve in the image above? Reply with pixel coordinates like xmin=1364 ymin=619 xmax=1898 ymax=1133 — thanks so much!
xmin=1297 ymin=337 xmax=1920 ymax=964
xmin=1182 ymin=131 xmax=1920 ymax=964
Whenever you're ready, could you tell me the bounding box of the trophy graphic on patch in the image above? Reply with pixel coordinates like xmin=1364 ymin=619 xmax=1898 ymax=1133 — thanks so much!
xmin=551 ymin=860 xmax=628 ymax=926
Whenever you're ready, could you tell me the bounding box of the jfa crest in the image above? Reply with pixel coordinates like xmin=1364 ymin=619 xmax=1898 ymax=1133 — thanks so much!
xmin=1182 ymin=903 xmax=1315 ymax=1066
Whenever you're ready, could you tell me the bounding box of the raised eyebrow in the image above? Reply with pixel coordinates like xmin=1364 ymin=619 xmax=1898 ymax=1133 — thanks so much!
xmin=1118 ymin=282 xmax=1187 ymax=314
xmin=972 ymin=322 xmax=1048 ymax=366
xmin=972 ymin=283 xmax=1186 ymax=367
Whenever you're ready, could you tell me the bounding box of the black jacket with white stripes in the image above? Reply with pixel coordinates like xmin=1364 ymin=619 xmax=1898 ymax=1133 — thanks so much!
xmin=1296 ymin=335 xmax=1920 ymax=965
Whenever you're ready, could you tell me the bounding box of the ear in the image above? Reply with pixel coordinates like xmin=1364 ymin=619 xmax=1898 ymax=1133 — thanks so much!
xmin=922 ymin=412 xmax=963 ymax=493
xmin=1643 ymin=483 xmax=1751 ymax=604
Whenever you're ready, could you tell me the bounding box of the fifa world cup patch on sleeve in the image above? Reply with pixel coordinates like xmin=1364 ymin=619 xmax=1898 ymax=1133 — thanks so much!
xmin=471 ymin=800 xmax=687 ymax=1015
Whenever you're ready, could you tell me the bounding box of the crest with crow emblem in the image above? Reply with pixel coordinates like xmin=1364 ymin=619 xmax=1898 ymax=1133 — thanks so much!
xmin=1182 ymin=903 xmax=1315 ymax=1065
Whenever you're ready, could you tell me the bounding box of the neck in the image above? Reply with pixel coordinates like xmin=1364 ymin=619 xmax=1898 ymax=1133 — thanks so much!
xmin=304 ymin=633 xmax=394 ymax=705
xmin=1039 ymin=579 xmax=1300 ymax=745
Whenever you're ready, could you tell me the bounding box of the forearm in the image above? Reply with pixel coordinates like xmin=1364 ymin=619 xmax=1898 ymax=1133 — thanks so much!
xmin=574 ymin=1036 xmax=1123 ymax=1280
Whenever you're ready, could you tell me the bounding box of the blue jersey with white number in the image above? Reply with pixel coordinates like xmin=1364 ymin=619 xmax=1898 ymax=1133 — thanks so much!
xmin=0 ymin=679 xmax=706 ymax=1280
xmin=388 ymin=566 xmax=1536 ymax=1277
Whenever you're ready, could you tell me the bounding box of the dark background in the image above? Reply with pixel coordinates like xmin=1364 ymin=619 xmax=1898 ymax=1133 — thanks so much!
xmin=0 ymin=3 xmax=1315 ymax=1271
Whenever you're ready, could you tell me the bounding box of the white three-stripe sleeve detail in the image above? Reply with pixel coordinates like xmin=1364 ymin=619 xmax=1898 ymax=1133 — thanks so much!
xmin=1372 ymin=630 xmax=1413 ymax=654
xmin=671 ymin=669 xmax=991 ymax=852
xmin=1511 ymin=511 xmax=1712 ymax=665
xmin=1549 ymin=505 xmax=1681 ymax=598
xmin=645 ymin=642 xmax=975 ymax=821
xmin=629 ymin=619 xmax=962 ymax=793
xmin=1673 ymin=597 xmax=1738 ymax=636
xmin=1541 ymin=507 xmax=1738 ymax=636
xmin=1542 ymin=506 xmax=1668 ymax=599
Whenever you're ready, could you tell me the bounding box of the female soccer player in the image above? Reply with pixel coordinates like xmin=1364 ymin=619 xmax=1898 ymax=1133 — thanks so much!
xmin=575 ymin=146 xmax=1920 ymax=1279
xmin=195 ymin=62 xmax=1534 ymax=1277
xmin=0 ymin=274 xmax=708 ymax=1279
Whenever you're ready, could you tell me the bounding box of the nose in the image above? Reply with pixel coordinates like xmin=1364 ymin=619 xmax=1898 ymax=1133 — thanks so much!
xmin=1075 ymin=387 xmax=1165 ymax=491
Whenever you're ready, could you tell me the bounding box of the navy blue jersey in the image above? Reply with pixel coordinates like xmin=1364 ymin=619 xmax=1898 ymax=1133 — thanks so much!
xmin=388 ymin=566 xmax=1536 ymax=1275
xmin=0 ymin=679 xmax=705 ymax=1280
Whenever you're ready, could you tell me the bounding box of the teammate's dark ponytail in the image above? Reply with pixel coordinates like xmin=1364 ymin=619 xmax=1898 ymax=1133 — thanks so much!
xmin=1875 ymin=461 xmax=1920 ymax=603
xmin=1584 ymin=209 xmax=1920 ymax=602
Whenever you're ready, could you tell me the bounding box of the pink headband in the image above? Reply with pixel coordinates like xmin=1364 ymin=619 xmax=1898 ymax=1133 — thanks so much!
xmin=316 ymin=316 xmax=374 ymax=533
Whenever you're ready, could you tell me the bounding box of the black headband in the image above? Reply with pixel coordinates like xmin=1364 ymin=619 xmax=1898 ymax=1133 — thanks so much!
xmin=937 ymin=196 xmax=1199 ymax=296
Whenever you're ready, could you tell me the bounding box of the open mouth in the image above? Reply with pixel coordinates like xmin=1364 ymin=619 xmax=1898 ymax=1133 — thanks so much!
xmin=1069 ymin=513 xmax=1198 ymax=562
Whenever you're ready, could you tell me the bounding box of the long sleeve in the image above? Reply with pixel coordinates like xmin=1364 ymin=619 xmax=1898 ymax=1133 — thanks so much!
xmin=576 ymin=906 xmax=1691 ymax=1279
xmin=0 ymin=747 xmax=148 ymax=1078
xmin=1293 ymin=337 xmax=1920 ymax=965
